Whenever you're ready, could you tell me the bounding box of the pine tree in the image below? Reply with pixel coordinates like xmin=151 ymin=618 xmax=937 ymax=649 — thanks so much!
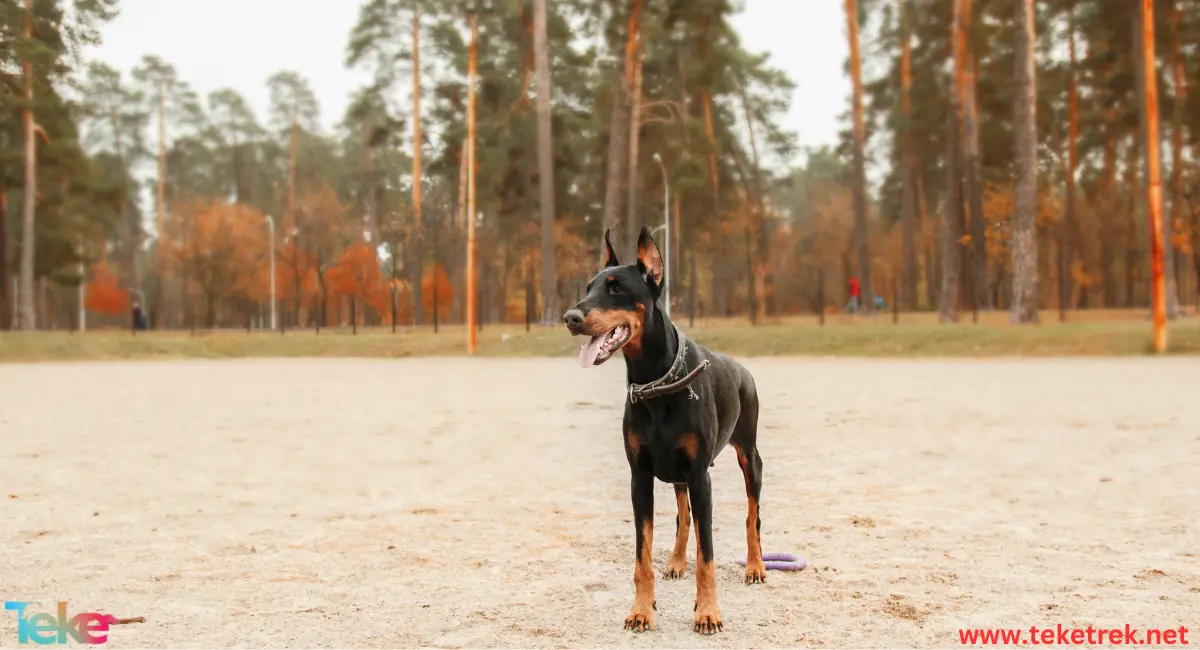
xmin=1011 ymin=0 xmax=1039 ymax=324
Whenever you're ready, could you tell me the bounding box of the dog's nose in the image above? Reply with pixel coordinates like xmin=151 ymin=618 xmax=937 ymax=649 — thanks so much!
xmin=563 ymin=309 xmax=585 ymax=330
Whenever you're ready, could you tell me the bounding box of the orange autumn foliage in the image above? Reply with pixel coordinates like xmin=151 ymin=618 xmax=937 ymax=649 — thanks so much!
xmin=276 ymin=242 xmax=320 ymax=308
xmin=84 ymin=259 xmax=129 ymax=316
xmin=421 ymin=264 xmax=453 ymax=322
xmin=327 ymin=242 xmax=392 ymax=325
xmin=501 ymin=220 xmax=593 ymax=322
xmin=165 ymin=200 xmax=270 ymax=326
xmin=328 ymin=243 xmax=382 ymax=297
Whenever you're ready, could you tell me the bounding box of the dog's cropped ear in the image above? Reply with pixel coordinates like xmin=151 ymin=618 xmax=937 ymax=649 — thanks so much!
xmin=636 ymin=227 xmax=664 ymax=289
xmin=602 ymin=229 xmax=619 ymax=269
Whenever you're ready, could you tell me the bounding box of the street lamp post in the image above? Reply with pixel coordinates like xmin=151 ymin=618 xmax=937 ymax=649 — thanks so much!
xmin=265 ymin=214 xmax=276 ymax=331
xmin=651 ymin=153 xmax=670 ymax=317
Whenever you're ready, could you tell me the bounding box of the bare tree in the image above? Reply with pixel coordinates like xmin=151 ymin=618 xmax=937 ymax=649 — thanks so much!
xmin=844 ymin=0 xmax=873 ymax=313
xmin=1010 ymin=0 xmax=1039 ymax=324
xmin=466 ymin=13 xmax=479 ymax=353
xmin=940 ymin=106 xmax=964 ymax=323
xmin=411 ymin=6 xmax=424 ymax=325
xmin=602 ymin=0 xmax=642 ymax=259
xmin=17 ymin=0 xmax=37 ymax=330
xmin=899 ymin=0 xmax=918 ymax=311
xmin=533 ymin=0 xmax=559 ymax=323
xmin=956 ymin=0 xmax=988 ymax=311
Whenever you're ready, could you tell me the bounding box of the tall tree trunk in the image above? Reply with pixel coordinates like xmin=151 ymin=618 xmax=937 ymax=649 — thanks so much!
xmin=363 ymin=116 xmax=376 ymax=239
xmin=152 ymin=82 xmax=168 ymax=329
xmin=1100 ymin=124 xmax=1118 ymax=307
xmin=701 ymin=90 xmax=720 ymax=207
xmin=532 ymin=0 xmax=558 ymax=324
xmin=899 ymin=4 xmax=918 ymax=311
xmin=1124 ymin=135 xmax=1141 ymax=308
xmin=231 ymin=138 xmax=243 ymax=203
xmin=967 ymin=54 xmax=988 ymax=310
xmin=156 ymin=84 xmax=167 ymax=238
xmin=411 ymin=7 xmax=425 ymax=325
xmin=919 ymin=173 xmax=937 ymax=310
xmin=466 ymin=13 xmax=478 ymax=353
xmin=601 ymin=0 xmax=641 ymax=256
xmin=1167 ymin=0 xmax=1190 ymax=311
xmin=1051 ymin=116 xmax=1069 ymax=316
xmin=287 ymin=121 xmax=297 ymax=226
xmin=17 ymin=0 xmax=37 ymax=330
xmin=677 ymin=54 xmax=692 ymax=319
xmin=955 ymin=0 xmax=988 ymax=311
xmin=1065 ymin=6 xmax=1083 ymax=309
xmin=738 ymin=79 xmax=768 ymax=324
xmin=940 ymin=106 xmax=963 ymax=323
xmin=77 ymin=238 xmax=85 ymax=332
xmin=0 ymin=190 xmax=9 ymax=330
xmin=1011 ymin=0 xmax=1039 ymax=324
xmin=845 ymin=0 xmax=874 ymax=313
xmin=109 ymin=104 xmax=142 ymax=305
xmin=1138 ymin=0 xmax=1168 ymax=350
xmin=625 ymin=42 xmax=643 ymax=259
xmin=453 ymin=139 xmax=467 ymax=323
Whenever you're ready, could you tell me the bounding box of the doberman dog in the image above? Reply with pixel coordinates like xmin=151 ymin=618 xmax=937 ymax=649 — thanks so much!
xmin=563 ymin=227 xmax=765 ymax=635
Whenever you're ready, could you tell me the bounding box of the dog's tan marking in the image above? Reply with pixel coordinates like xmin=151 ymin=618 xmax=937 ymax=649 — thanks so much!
xmin=625 ymin=520 xmax=655 ymax=632
xmin=619 ymin=305 xmax=647 ymax=359
xmin=677 ymin=432 xmax=699 ymax=459
xmin=693 ymin=533 xmax=722 ymax=634
xmin=664 ymin=485 xmax=690 ymax=579
xmin=736 ymin=446 xmax=767 ymax=584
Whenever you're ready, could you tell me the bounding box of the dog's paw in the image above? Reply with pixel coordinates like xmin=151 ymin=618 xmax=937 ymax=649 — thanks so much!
xmin=624 ymin=601 xmax=655 ymax=633
xmin=693 ymin=603 xmax=723 ymax=635
xmin=744 ymin=560 xmax=767 ymax=585
xmin=663 ymin=556 xmax=688 ymax=580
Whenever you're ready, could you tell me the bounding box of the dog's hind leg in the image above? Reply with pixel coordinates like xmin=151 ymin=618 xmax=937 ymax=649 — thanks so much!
xmin=664 ymin=484 xmax=690 ymax=579
xmin=732 ymin=388 xmax=766 ymax=585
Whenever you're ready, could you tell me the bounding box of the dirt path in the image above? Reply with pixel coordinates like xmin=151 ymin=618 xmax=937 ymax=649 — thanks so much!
xmin=2 ymin=358 xmax=1197 ymax=648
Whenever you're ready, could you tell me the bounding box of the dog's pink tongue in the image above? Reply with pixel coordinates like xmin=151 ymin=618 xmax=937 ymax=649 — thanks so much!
xmin=578 ymin=334 xmax=607 ymax=368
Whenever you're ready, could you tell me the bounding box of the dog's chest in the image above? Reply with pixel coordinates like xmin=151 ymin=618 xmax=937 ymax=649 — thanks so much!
xmin=632 ymin=407 xmax=704 ymax=482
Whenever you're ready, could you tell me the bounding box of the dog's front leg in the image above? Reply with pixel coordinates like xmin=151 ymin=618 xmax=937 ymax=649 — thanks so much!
xmin=687 ymin=469 xmax=723 ymax=634
xmin=624 ymin=469 xmax=655 ymax=632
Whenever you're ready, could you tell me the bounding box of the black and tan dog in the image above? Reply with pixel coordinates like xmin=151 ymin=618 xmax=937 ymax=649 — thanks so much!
xmin=563 ymin=227 xmax=765 ymax=635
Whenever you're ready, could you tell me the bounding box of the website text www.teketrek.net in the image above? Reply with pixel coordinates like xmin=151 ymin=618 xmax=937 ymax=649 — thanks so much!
xmin=959 ymin=624 xmax=1189 ymax=646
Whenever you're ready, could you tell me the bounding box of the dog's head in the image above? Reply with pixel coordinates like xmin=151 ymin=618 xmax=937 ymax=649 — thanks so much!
xmin=563 ymin=227 xmax=665 ymax=368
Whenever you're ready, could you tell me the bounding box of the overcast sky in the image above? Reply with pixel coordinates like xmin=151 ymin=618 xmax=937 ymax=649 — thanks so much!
xmin=90 ymin=1 xmax=848 ymax=168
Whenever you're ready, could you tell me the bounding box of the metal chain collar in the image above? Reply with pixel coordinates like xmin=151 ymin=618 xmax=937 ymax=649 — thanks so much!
xmin=628 ymin=325 xmax=710 ymax=404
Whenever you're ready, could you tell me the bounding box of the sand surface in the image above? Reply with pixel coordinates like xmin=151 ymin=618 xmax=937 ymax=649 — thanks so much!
xmin=1 ymin=357 xmax=1198 ymax=648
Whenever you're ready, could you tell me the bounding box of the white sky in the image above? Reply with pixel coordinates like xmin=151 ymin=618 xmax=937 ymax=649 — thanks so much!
xmin=90 ymin=0 xmax=848 ymax=168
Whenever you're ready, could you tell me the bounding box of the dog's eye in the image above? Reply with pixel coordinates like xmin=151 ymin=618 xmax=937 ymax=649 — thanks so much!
xmin=608 ymin=283 xmax=622 ymax=295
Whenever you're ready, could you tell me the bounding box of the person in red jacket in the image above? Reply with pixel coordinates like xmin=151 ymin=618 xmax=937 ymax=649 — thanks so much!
xmin=847 ymin=276 xmax=861 ymax=313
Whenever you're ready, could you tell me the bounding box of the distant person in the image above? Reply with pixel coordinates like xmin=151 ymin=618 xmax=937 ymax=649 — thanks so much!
xmin=875 ymin=295 xmax=887 ymax=312
xmin=131 ymin=302 xmax=147 ymax=331
xmin=846 ymin=277 xmax=860 ymax=313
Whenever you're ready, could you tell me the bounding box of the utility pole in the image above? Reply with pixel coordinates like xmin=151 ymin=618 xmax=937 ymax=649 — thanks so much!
xmin=1141 ymin=0 xmax=1167 ymax=352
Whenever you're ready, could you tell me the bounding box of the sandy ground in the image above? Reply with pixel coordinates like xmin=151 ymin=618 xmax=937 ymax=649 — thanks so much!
xmin=1 ymin=357 xmax=1198 ymax=649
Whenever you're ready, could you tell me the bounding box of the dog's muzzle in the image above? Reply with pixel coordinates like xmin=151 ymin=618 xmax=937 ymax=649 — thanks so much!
xmin=563 ymin=308 xmax=585 ymax=334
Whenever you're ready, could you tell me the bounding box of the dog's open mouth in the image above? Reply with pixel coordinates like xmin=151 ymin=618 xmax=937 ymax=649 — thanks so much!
xmin=578 ymin=325 xmax=630 ymax=368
